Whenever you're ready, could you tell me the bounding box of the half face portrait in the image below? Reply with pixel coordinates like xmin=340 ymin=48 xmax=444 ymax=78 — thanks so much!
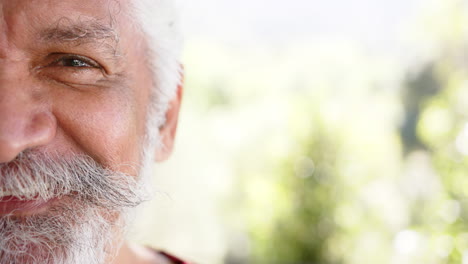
xmin=0 ymin=0 xmax=183 ymax=263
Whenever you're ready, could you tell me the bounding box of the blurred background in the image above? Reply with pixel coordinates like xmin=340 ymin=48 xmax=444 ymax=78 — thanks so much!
xmin=131 ymin=0 xmax=468 ymax=263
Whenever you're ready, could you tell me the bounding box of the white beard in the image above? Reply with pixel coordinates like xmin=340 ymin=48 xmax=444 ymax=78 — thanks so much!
xmin=0 ymin=151 xmax=151 ymax=264
xmin=0 ymin=203 xmax=114 ymax=264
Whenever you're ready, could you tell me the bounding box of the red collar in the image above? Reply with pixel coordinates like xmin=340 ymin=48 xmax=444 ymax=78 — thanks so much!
xmin=157 ymin=250 xmax=193 ymax=264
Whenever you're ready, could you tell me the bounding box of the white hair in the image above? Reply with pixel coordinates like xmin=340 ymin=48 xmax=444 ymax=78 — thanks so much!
xmin=129 ymin=0 xmax=183 ymax=157
xmin=124 ymin=0 xmax=183 ymax=191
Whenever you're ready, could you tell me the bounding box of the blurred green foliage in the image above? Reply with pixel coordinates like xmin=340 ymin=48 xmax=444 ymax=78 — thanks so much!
xmin=247 ymin=112 xmax=344 ymax=264
xmin=182 ymin=0 xmax=468 ymax=263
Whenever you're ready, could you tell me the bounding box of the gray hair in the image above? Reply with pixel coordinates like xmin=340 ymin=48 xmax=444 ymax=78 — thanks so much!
xmin=129 ymin=0 xmax=183 ymax=159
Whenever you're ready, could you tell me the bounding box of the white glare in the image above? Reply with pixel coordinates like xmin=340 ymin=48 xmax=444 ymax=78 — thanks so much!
xmin=394 ymin=230 xmax=422 ymax=255
xmin=455 ymin=123 xmax=468 ymax=155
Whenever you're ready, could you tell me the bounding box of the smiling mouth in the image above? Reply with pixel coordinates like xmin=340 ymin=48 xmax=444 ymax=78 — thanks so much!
xmin=0 ymin=196 xmax=57 ymax=217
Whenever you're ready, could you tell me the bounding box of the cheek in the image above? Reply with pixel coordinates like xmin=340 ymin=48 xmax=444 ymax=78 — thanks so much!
xmin=51 ymin=89 xmax=144 ymax=172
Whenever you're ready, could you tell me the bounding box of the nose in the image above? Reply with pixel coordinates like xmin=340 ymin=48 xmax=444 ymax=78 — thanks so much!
xmin=0 ymin=78 xmax=56 ymax=163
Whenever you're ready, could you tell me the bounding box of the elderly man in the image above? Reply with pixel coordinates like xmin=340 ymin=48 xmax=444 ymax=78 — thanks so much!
xmin=0 ymin=0 xmax=186 ymax=263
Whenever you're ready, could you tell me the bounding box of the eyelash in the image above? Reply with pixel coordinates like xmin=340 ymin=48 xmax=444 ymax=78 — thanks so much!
xmin=50 ymin=54 xmax=101 ymax=69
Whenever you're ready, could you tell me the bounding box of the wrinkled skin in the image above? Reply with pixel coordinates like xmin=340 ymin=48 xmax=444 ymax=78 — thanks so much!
xmin=0 ymin=0 xmax=182 ymax=263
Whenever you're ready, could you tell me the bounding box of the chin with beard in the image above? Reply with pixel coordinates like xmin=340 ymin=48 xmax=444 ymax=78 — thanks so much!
xmin=0 ymin=150 xmax=149 ymax=264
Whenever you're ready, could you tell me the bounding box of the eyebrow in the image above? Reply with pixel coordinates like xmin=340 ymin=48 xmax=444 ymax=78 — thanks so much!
xmin=39 ymin=18 xmax=120 ymax=56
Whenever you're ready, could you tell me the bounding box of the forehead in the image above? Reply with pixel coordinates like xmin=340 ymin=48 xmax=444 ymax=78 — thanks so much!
xmin=0 ymin=0 xmax=133 ymax=46
xmin=0 ymin=0 xmax=128 ymax=19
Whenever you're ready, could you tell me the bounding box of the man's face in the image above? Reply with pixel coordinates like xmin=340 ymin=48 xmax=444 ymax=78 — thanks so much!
xmin=0 ymin=0 xmax=153 ymax=171
xmin=0 ymin=0 xmax=180 ymax=263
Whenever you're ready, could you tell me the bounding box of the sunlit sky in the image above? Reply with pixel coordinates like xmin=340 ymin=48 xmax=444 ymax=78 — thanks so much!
xmin=177 ymin=0 xmax=426 ymax=53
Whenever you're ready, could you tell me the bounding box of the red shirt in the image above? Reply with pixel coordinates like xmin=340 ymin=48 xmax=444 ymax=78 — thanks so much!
xmin=156 ymin=250 xmax=193 ymax=264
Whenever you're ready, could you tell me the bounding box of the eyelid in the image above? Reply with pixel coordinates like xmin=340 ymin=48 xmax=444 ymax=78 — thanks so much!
xmin=49 ymin=53 xmax=102 ymax=68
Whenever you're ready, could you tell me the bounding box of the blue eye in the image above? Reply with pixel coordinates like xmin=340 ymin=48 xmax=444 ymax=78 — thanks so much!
xmin=51 ymin=54 xmax=100 ymax=68
xmin=62 ymin=58 xmax=91 ymax=67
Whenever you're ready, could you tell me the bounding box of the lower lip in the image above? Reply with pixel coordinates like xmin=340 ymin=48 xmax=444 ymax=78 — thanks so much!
xmin=0 ymin=196 xmax=55 ymax=216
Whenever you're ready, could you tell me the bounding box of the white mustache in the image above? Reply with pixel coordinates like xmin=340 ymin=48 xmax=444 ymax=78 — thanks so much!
xmin=0 ymin=150 xmax=146 ymax=209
